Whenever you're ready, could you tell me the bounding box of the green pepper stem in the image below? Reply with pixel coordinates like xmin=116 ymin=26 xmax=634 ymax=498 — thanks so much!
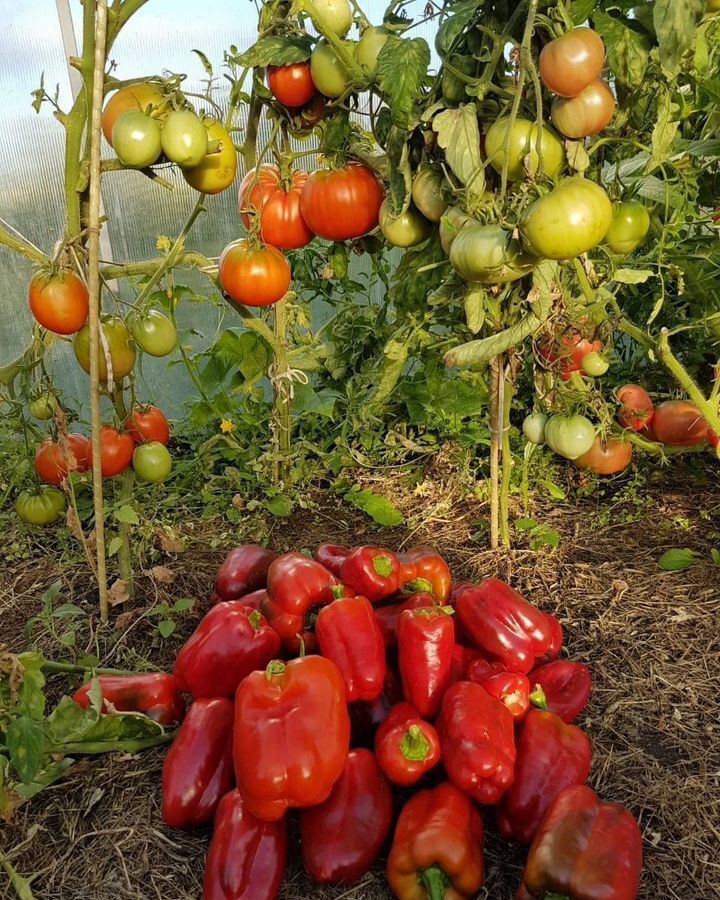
xmin=373 ymin=555 xmax=394 ymax=578
xmin=419 ymin=865 xmax=450 ymax=900
xmin=248 ymin=610 xmax=263 ymax=631
xmin=401 ymin=724 xmax=431 ymax=761
xmin=265 ymin=660 xmax=286 ymax=680
xmin=530 ymin=684 xmax=549 ymax=711
xmin=406 ymin=578 xmax=434 ymax=594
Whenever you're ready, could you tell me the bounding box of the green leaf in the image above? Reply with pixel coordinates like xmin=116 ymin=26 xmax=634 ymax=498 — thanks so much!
xmin=434 ymin=0 xmax=481 ymax=56
xmin=530 ymin=526 xmax=561 ymax=550
xmin=377 ymin=36 xmax=430 ymax=130
xmin=107 ymin=536 xmax=123 ymax=557
xmin=264 ymin=495 xmax=294 ymax=518
xmin=653 ymin=0 xmax=704 ymax=77
xmin=0 ymin=849 xmax=37 ymax=900
xmin=464 ymin=286 xmax=486 ymax=334
xmin=45 ymin=697 xmax=164 ymax=747
xmin=345 ymin=488 xmax=405 ymax=526
xmin=541 ymin=480 xmax=567 ymax=501
xmin=614 ymin=269 xmax=654 ymax=284
xmin=515 ymin=517 xmax=538 ymax=531
xmin=432 ymin=105 xmax=485 ymax=196
xmin=172 ymin=598 xmax=193 ymax=612
xmin=192 ymin=49 xmax=213 ymax=77
xmin=16 ymin=652 xmax=46 ymax=720
xmin=711 ymin=549 xmax=720 ymax=566
xmin=235 ymin=34 xmax=314 ymax=67
xmin=571 ymin=0 xmax=598 ymax=24
xmin=157 ymin=620 xmax=176 ymax=638
xmin=13 ymin=758 xmax=73 ymax=801
xmin=650 ymin=88 xmax=681 ymax=168
xmin=114 ymin=505 xmax=139 ymax=526
xmin=6 ymin=718 xmax=45 ymax=785
xmin=593 ymin=10 xmax=650 ymax=86
xmin=658 ymin=548 xmax=698 ymax=571
xmin=293 ymin=383 xmax=341 ymax=418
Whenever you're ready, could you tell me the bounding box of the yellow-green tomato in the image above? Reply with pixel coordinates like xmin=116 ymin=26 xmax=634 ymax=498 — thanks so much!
xmin=603 ymin=200 xmax=650 ymax=255
xmin=307 ymin=0 xmax=353 ymax=36
xmin=29 ymin=394 xmax=57 ymax=420
xmin=310 ymin=40 xmax=354 ymax=98
xmin=379 ymin=200 xmax=432 ymax=248
xmin=544 ymin=414 xmax=596 ymax=460
xmin=485 ymin=118 xmax=567 ymax=182
xmin=16 ymin=487 xmax=66 ymax=526
xmin=183 ymin=119 xmax=237 ymax=194
xmin=520 ymin=177 xmax=612 ymax=260
xmin=450 ymin=223 xmax=536 ymax=284
xmin=523 ymin=411 xmax=548 ymax=445
xmin=580 ymin=350 xmax=609 ymax=376
xmin=411 ymin=169 xmax=448 ymax=223
xmin=132 ymin=441 xmax=172 ymax=483
xmin=356 ymin=26 xmax=390 ymax=75
xmin=131 ymin=310 xmax=177 ymax=357
xmin=439 ymin=207 xmax=474 ymax=255
xmin=161 ymin=110 xmax=209 ymax=169
xmin=73 ymin=316 xmax=136 ymax=381
xmin=112 ymin=111 xmax=162 ymax=168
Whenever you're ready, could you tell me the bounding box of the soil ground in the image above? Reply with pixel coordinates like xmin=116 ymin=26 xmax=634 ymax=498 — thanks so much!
xmin=2 ymin=459 xmax=719 ymax=900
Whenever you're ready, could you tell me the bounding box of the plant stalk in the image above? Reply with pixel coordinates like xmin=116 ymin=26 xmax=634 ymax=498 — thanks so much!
xmin=489 ymin=355 xmax=502 ymax=549
xmin=500 ymin=368 xmax=515 ymax=546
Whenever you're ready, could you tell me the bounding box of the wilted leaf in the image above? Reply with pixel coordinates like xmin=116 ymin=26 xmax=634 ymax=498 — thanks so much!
xmin=464 ymin=287 xmax=486 ymax=334
xmin=614 ymin=269 xmax=654 ymax=284
xmin=650 ymin=88 xmax=681 ymax=168
xmin=432 ymin=105 xmax=484 ymax=196
xmin=149 ymin=566 xmax=175 ymax=585
xmin=653 ymin=0 xmax=704 ymax=77
xmin=108 ymin=579 xmax=130 ymax=607
xmin=65 ymin=506 xmax=83 ymax=541
xmin=594 ymin=10 xmax=650 ymax=86
xmin=345 ymin=489 xmax=404 ymax=527
xmin=156 ymin=528 xmax=186 ymax=554
xmin=658 ymin=548 xmax=698 ymax=571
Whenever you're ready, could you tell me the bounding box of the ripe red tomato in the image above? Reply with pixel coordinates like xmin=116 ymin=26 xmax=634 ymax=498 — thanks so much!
xmin=127 ymin=406 xmax=170 ymax=445
xmin=34 ymin=434 xmax=90 ymax=485
xmin=300 ymin=164 xmax=384 ymax=241
xmin=574 ymin=437 xmax=633 ymax=475
xmin=551 ymin=80 xmax=616 ymax=139
xmin=652 ymin=400 xmax=708 ymax=447
xmin=541 ymin=333 xmax=602 ymax=380
xmin=239 ymin=165 xmax=313 ymax=249
xmin=708 ymin=427 xmax=719 ymax=450
xmin=90 ymin=426 xmax=134 ymax=477
xmin=539 ymin=28 xmax=605 ymax=98
xmin=267 ymin=62 xmax=316 ymax=107
xmin=29 ymin=271 xmax=89 ymax=335
xmin=218 ymin=240 xmax=291 ymax=307
xmin=617 ymin=384 xmax=654 ymax=432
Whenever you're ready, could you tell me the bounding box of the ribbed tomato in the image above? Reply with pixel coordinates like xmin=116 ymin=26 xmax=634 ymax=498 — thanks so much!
xmin=90 ymin=426 xmax=134 ymax=477
xmin=551 ymin=80 xmax=616 ymax=139
xmin=617 ymin=384 xmax=654 ymax=432
xmin=574 ymin=437 xmax=633 ymax=475
xmin=127 ymin=406 xmax=170 ymax=445
xmin=34 ymin=434 xmax=90 ymax=485
xmin=652 ymin=400 xmax=707 ymax=447
xmin=539 ymin=28 xmax=605 ymax=98
xmin=267 ymin=62 xmax=316 ymax=107
xmin=218 ymin=240 xmax=291 ymax=307
xmin=300 ymin=164 xmax=384 ymax=241
xmin=29 ymin=271 xmax=89 ymax=335
xmin=239 ymin=165 xmax=313 ymax=249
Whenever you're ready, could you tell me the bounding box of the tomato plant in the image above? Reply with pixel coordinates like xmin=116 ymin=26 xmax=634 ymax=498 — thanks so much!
xmin=127 ymin=406 xmax=170 ymax=445
xmin=101 ymin=82 xmax=164 ymax=145
xmin=160 ymin=110 xmax=209 ymax=168
xmin=34 ymin=434 xmax=90 ymax=485
xmin=411 ymin=169 xmax=448 ymax=223
xmin=73 ymin=317 xmax=136 ymax=381
xmin=218 ymin=240 xmax=291 ymax=307
xmin=112 ymin=111 xmax=163 ymax=168
xmin=652 ymin=401 xmax=708 ymax=447
xmin=539 ymin=28 xmax=606 ymax=98
xmin=485 ymin=118 xmax=566 ymax=181
xmin=132 ymin=441 xmax=172 ymax=483
xmin=91 ymin=426 xmax=134 ymax=478
xmin=604 ymin=201 xmax=651 ymax=255
xmin=29 ymin=270 xmax=88 ymax=335
xmin=545 ymin=415 xmax=596 ymax=460
xmin=267 ymin=62 xmax=316 ymax=107
xmin=300 ymin=164 xmax=383 ymax=241
xmin=182 ymin=119 xmax=237 ymax=194
xmin=521 ymin=178 xmax=612 ymax=260
xmin=310 ymin=40 xmax=353 ymax=98
xmin=574 ymin=437 xmax=633 ymax=475
xmin=551 ymin=80 xmax=616 ymax=139
xmin=379 ymin=201 xmax=431 ymax=248
xmin=16 ymin=487 xmax=66 ymax=526
xmin=617 ymin=385 xmax=654 ymax=432
xmin=131 ymin=310 xmax=177 ymax=357
xmin=239 ymin=165 xmax=313 ymax=249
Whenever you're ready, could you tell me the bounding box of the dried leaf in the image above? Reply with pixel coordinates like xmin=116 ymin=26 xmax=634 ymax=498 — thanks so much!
xmin=149 ymin=566 xmax=175 ymax=585
xmin=108 ymin=579 xmax=130 ymax=607
xmin=156 ymin=528 xmax=186 ymax=554
xmin=66 ymin=506 xmax=83 ymax=541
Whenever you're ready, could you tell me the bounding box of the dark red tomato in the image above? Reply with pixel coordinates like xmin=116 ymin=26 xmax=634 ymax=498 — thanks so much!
xmin=127 ymin=405 xmax=170 ymax=445
xmin=551 ymin=79 xmax=616 ymax=139
xmin=708 ymin=427 xmax=719 ymax=450
xmin=239 ymin=165 xmax=313 ymax=249
xmin=574 ymin=436 xmax=633 ymax=475
xmin=34 ymin=434 xmax=90 ymax=485
xmin=539 ymin=27 xmax=605 ymax=97
xmin=291 ymin=93 xmax=327 ymax=130
xmin=29 ymin=271 xmax=89 ymax=335
xmin=267 ymin=62 xmax=316 ymax=107
xmin=652 ymin=400 xmax=708 ymax=447
xmin=300 ymin=164 xmax=384 ymax=241
xmin=541 ymin=333 xmax=602 ymax=380
xmin=617 ymin=384 xmax=654 ymax=432
xmin=90 ymin=426 xmax=134 ymax=477
xmin=218 ymin=239 xmax=291 ymax=307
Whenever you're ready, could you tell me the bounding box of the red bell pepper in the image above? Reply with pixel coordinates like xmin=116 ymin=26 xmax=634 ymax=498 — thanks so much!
xmin=456 ymin=579 xmax=553 ymax=673
xmin=398 ymin=607 xmax=455 ymax=719
xmin=516 ymin=784 xmax=643 ymax=900
xmin=375 ymin=702 xmax=441 ymax=786
xmin=236 ymin=588 xmax=267 ymax=610
xmin=314 ymin=543 xmax=350 ymax=576
xmin=437 ymin=680 xmax=515 ymax=805
xmin=174 ymin=602 xmax=281 ymax=700
xmin=214 ymin=544 xmax=277 ymax=602
xmin=72 ymin=672 xmax=185 ymax=725
xmin=349 ymin=666 xmax=404 ymax=748
xmin=316 ymin=594 xmax=386 ymax=702
xmin=496 ymin=709 xmax=592 ymax=845
xmin=233 ymin=655 xmax=350 ymax=821
xmin=387 ymin=782 xmax=485 ymax=900
xmin=530 ymin=660 xmax=592 ymax=723
xmin=467 ymin=656 xmax=507 ymax=681
xmin=398 ymin=547 xmax=452 ymax=603
xmin=341 ymin=545 xmax=400 ymax=602
xmin=535 ymin=612 xmax=563 ymax=665
xmin=450 ymin=645 xmax=485 ymax=683
xmin=203 ymin=789 xmax=287 ymax=900
xmin=374 ymin=591 xmax=436 ymax=646
xmin=161 ymin=697 xmax=234 ymax=829
xmin=479 ymin=671 xmax=531 ymax=720
xmin=260 ymin=552 xmax=337 ymax=653
xmin=300 ymin=748 xmax=393 ymax=883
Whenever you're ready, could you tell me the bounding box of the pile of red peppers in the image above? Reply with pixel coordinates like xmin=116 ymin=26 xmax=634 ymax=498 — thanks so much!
xmin=70 ymin=542 xmax=643 ymax=900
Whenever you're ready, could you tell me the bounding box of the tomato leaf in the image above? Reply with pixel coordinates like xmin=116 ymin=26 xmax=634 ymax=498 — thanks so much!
xmin=6 ymin=718 xmax=45 ymax=785
xmin=157 ymin=620 xmax=176 ymax=639
xmin=345 ymin=488 xmax=405 ymax=527
xmin=235 ymin=34 xmax=315 ymax=67
xmin=593 ymin=10 xmax=651 ymax=86
xmin=658 ymin=548 xmax=698 ymax=571
xmin=377 ymin=36 xmax=430 ymax=130
xmin=434 ymin=0 xmax=481 ymax=57
xmin=571 ymin=0 xmax=598 ymax=25
xmin=114 ymin=504 xmax=139 ymax=526
xmin=614 ymin=269 xmax=654 ymax=285
xmin=649 ymin=87 xmax=681 ymax=170
xmin=653 ymin=0 xmax=704 ymax=77
xmin=264 ymin=495 xmax=294 ymax=518
xmin=711 ymin=549 xmax=720 ymax=566
xmin=464 ymin=287 xmax=486 ymax=335
xmin=432 ymin=105 xmax=485 ymax=197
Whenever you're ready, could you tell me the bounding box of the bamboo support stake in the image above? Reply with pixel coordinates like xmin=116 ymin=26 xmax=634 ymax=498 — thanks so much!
xmin=88 ymin=0 xmax=110 ymax=622
xmin=489 ymin=356 xmax=502 ymax=549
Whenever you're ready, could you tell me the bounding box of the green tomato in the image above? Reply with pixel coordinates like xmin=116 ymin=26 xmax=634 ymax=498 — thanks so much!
xmin=132 ymin=441 xmax=172 ymax=483
xmin=16 ymin=487 xmax=66 ymax=526
xmin=411 ymin=168 xmax=448 ymax=223
xmin=709 ymin=0 xmax=720 ymax=11
xmin=485 ymin=118 xmax=567 ymax=182
xmin=307 ymin=0 xmax=353 ymax=36
xmin=520 ymin=177 xmax=613 ymax=260
xmin=73 ymin=316 xmax=136 ymax=381
xmin=29 ymin=394 xmax=57 ymax=420
xmin=450 ymin=223 xmax=536 ymax=284
xmin=580 ymin=350 xmax=609 ymax=376
xmin=112 ymin=111 xmax=162 ymax=168
xmin=161 ymin=110 xmax=209 ymax=169
xmin=439 ymin=206 xmax=474 ymax=255
xmin=310 ymin=40 xmax=354 ymax=98
xmin=544 ymin=414 xmax=596 ymax=460
xmin=131 ymin=310 xmax=177 ymax=357
xmin=603 ymin=200 xmax=650 ymax=255
xmin=379 ymin=199 xmax=432 ymax=248
xmin=523 ymin=411 xmax=548 ymax=445
xmin=356 ymin=26 xmax=390 ymax=75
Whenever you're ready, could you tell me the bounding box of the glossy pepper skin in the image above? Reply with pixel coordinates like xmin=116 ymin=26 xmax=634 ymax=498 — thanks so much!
xmin=174 ymin=603 xmax=281 ymax=700
xmin=516 ymin=785 xmax=643 ymax=900
xmin=496 ymin=709 xmax=592 ymax=845
xmin=314 ymin=543 xmax=350 ymax=576
xmin=162 ymin=698 xmax=234 ymax=829
xmin=449 ymin=645 xmax=484 ymax=683
xmin=456 ymin=579 xmax=553 ymax=673
xmin=214 ymin=544 xmax=277 ymax=602
xmin=374 ymin=592 xmax=436 ymax=646
xmin=398 ymin=607 xmax=455 ymax=719
xmin=235 ymin=588 xmax=267 ymax=610
xmin=72 ymin=672 xmax=185 ymax=725
xmin=341 ymin=546 xmax=401 ymax=602
xmin=260 ymin=552 xmax=337 ymax=653
xmin=479 ymin=671 xmax=531 ymax=720
xmin=316 ymin=594 xmax=386 ymax=702
xmin=536 ymin=612 xmax=563 ymax=665
xmin=398 ymin=548 xmax=452 ymax=603
xmin=530 ymin=660 xmax=592 ymax=723
xmin=375 ymin=702 xmax=441 ymax=786
xmin=437 ymin=680 xmax=515 ymax=805
xmin=203 ymin=789 xmax=287 ymax=900
xmin=387 ymin=782 xmax=485 ymax=900
xmin=300 ymin=749 xmax=393 ymax=884
xmin=233 ymin=655 xmax=350 ymax=821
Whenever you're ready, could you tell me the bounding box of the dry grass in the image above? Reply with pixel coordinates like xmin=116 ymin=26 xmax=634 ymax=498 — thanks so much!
xmin=2 ymin=460 xmax=720 ymax=900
